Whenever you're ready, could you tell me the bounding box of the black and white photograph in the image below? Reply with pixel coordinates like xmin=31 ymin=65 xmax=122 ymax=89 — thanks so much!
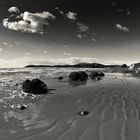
xmin=0 ymin=0 xmax=140 ymax=139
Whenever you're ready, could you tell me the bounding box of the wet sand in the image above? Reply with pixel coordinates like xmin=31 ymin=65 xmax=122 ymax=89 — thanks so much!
xmin=1 ymin=73 xmax=140 ymax=140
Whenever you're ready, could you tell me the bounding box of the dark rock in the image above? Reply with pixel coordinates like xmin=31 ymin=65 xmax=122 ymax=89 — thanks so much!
xmin=96 ymin=77 xmax=102 ymax=80
xmin=58 ymin=76 xmax=63 ymax=80
xmin=11 ymin=104 xmax=27 ymax=110
xmin=22 ymin=78 xmax=47 ymax=94
xmin=78 ymin=109 xmax=91 ymax=116
xmin=90 ymin=71 xmax=105 ymax=79
xmin=69 ymin=72 xmax=81 ymax=81
xmin=78 ymin=71 xmax=88 ymax=81
xmin=19 ymin=105 xmax=27 ymax=110
xmin=69 ymin=71 xmax=88 ymax=81
xmin=121 ymin=64 xmax=128 ymax=68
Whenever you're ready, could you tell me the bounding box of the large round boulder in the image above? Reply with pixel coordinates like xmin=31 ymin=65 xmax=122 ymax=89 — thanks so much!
xmin=78 ymin=71 xmax=88 ymax=81
xmin=69 ymin=71 xmax=88 ymax=81
xmin=90 ymin=71 xmax=105 ymax=79
xmin=69 ymin=72 xmax=81 ymax=81
xmin=22 ymin=78 xmax=48 ymax=94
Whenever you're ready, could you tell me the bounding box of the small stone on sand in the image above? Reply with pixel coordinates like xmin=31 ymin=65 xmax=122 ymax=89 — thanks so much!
xmin=78 ymin=109 xmax=91 ymax=116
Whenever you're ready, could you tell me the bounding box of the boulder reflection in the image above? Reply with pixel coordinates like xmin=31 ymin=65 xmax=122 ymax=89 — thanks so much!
xmin=68 ymin=80 xmax=87 ymax=87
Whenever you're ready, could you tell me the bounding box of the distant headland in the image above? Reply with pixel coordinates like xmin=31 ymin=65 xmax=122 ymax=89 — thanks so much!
xmin=25 ymin=63 xmax=128 ymax=68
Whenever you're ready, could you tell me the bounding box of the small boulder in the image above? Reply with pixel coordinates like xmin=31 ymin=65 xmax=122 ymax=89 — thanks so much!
xmin=58 ymin=76 xmax=63 ymax=80
xmin=22 ymin=78 xmax=47 ymax=94
xmin=90 ymin=71 xmax=105 ymax=79
xmin=11 ymin=104 xmax=27 ymax=110
xmin=78 ymin=109 xmax=91 ymax=116
xmin=19 ymin=105 xmax=27 ymax=110
xmin=96 ymin=77 xmax=102 ymax=80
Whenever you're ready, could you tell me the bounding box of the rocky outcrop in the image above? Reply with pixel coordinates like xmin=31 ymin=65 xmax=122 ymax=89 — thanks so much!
xmin=129 ymin=63 xmax=140 ymax=70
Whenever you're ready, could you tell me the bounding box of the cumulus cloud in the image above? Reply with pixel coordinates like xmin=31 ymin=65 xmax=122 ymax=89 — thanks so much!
xmin=25 ymin=52 xmax=31 ymax=56
xmin=0 ymin=57 xmax=96 ymax=67
xmin=77 ymin=22 xmax=89 ymax=32
xmin=115 ymin=24 xmax=130 ymax=32
xmin=55 ymin=7 xmax=96 ymax=41
xmin=64 ymin=52 xmax=72 ymax=56
xmin=55 ymin=7 xmax=65 ymax=16
xmin=91 ymin=38 xmax=96 ymax=42
xmin=15 ymin=42 xmax=20 ymax=46
xmin=29 ymin=57 xmax=134 ymax=66
xmin=66 ymin=12 xmax=77 ymax=20
xmin=56 ymin=7 xmax=77 ymax=20
xmin=3 ymin=42 xmax=8 ymax=45
xmin=77 ymin=34 xmax=88 ymax=39
xmin=64 ymin=45 xmax=69 ymax=48
xmin=117 ymin=9 xmax=131 ymax=16
xmin=77 ymin=34 xmax=83 ymax=39
xmin=76 ymin=22 xmax=97 ymax=40
xmin=28 ymin=57 xmax=100 ymax=66
xmin=112 ymin=1 xmax=118 ymax=7
xmin=3 ymin=7 xmax=55 ymax=34
xmin=126 ymin=10 xmax=131 ymax=16
xmin=2 ymin=42 xmax=13 ymax=47
xmin=43 ymin=51 xmax=48 ymax=54
xmin=76 ymin=22 xmax=91 ymax=39
xmin=8 ymin=7 xmax=20 ymax=14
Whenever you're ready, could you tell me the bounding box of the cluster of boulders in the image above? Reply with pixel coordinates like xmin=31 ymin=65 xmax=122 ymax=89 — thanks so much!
xmin=21 ymin=71 xmax=105 ymax=95
xmin=18 ymin=71 xmax=104 ymax=114
xmin=69 ymin=71 xmax=105 ymax=81
xmin=90 ymin=71 xmax=105 ymax=80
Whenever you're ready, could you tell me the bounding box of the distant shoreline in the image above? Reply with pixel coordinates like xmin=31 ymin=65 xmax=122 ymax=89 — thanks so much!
xmin=25 ymin=63 xmax=127 ymax=68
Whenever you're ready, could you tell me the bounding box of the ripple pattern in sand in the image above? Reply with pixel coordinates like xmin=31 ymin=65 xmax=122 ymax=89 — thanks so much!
xmin=2 ymin=76 xmax=140 ymax=140
xmin=59 ymin=77 xmax=140 ymax=140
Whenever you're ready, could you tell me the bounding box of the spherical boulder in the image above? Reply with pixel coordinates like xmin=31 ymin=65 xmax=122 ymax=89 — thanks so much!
xmin=78 ymin=71 xmax=88 ymax=81
xmin=69 ymin=71 xmax=88 ymax=81
xmin=22 ymin=78 xmax=47 ymax=94
xmin=69 ymin=72 xmax=81 ymax=81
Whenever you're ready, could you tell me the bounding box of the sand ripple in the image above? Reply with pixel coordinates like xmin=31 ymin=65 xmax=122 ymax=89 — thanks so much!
xmin=1 ymin=74 xmax=140 ymax=140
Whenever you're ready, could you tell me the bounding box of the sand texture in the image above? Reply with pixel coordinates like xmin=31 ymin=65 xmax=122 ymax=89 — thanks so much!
xmin=0 ymin=72 xmax=140 ymax=140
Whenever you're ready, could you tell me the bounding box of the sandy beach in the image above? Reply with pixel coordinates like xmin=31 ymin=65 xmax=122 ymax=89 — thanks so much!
xmin=0 ymin=70 xmax=140 ymax=140
xmin=1 ymin=0 xmax=140 ymax=139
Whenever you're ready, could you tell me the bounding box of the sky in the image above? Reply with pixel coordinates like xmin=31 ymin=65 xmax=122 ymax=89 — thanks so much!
xmin=0 ymin=0 xmax=140 ymax=67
